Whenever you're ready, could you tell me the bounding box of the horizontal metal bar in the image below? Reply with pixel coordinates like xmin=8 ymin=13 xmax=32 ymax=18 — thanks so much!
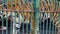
xmin=0 ymin=9 xmax=60 ymax=12
xmin=0 ymin=9 xmax=34 ymax=12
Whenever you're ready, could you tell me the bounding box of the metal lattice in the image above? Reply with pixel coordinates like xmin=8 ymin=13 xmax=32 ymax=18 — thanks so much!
xmin=0 ymin=0 xmax=60 ymax=34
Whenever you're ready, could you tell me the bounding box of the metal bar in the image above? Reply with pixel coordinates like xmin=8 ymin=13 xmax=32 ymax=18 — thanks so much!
xmin=36 ymin=12 xmax=40 ymax=34
xmin=26 ymin=12 xmax=28 ymax=34
xmin=39 ymin=12 xmax=41 ymax=34
xmin=0 ymin=9 xmax=60 ymax=12
xmin=46 ymin=13 xmax=48 ymax=34
xmin=6 ymin=0 xmax=8 ymax=34
xmin=0 ymin=9 xmax=34 ymax=12
xmin=29 ymin=1 xmax=33 ymax=34
xmin=9 ymin=1 xmax=13 ymax=34
xmin=51 ymin=13 xmax=54 ymax=34
xmin=2 ymin=0 xmax=4 ymax=34
xmin=46 ymin=12 xmax=48 ymax=34
xmin=30 ymin=12 xmax=32 ymax=34
xmin=54 ymin=0 xmax=57 ymax=10
xmin=33 ymin=0 xmax=40 ymax=34
xmin=42 ymin=14 xmax=45 ymax=34
xmin=2 ymin=11 xmax=4 ymax=34
xmin=22 ymin=12 xmax=24 ymax=34
xmin=10 ymin=11 xmax=13 ymax=34
xmin=13 ymin=11 xmax=16 ymax=34
xmin=18 ymin=11 xmax=20 ymax=34
xmin=6 ymin=11 xmax=8 ymax=34
xmin=49 ymin=12 xmax=51 ymax=34
xmin=0 ymin=8 xmax=60 ymax=12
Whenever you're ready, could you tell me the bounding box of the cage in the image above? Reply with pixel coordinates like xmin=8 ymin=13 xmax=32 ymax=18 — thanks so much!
xmin=0 ymin=0 xmax=60 ymax=34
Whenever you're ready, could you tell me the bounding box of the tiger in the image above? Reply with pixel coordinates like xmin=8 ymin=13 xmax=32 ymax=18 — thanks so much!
xmin=0 ymin=0 xmax=34 ymax=34
xmin=0 ymin=0 xmax=59 ymax=34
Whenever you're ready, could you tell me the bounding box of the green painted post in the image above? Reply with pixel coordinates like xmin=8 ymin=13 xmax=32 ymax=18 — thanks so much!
xmin=32 ymin=0 xmax=40 ymax=34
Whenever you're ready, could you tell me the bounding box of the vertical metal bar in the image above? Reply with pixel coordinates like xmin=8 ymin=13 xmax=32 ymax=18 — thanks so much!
xmin=10 ymin=11 xmax=13 ymax=34
xmin=46 ymin=12 xmax=47 ymax=34
xmin=44 ymin=12 xmax=46 ymax=34
xmin=54 ymin=13 xmax=56 ymax=34
xmin=52 ymin=19 xmax=54 ymax=34
xmin=49 ymin=12 xmax=51 ymax=34
xmin=30 ymin=12 xmax=32 ymax=34
xmin=58 ymin=13 xmax=60 ymax=22
xmin=18 ymin=0 xmax=23 ymax=33
xmin=6 ymin=0 xmax=8 ymax=34
xmin=17 ymin=0 xmax=22 ymax=33
xmin=2 ymin=0 xmax=4 ymax=34
xmin=55 ymin=0 xmax=58 ymax=10
xmin=17 ymin=12 xmax=21 ymax=34
xmin=14 ymin=0 xmax=16 ymax=34
xmin=44 ymin=12 xmax=48 ymax=34
xmin=54 ymin=13 xmax=57 ymax=34
xmin=18 ymin=11 xmax=20 ymax=34
xmin=6 ymin=11 xmax=8 ymax=34
xmin=43 ymin=12 xmax=44 ymax=34
xmin=55 ymin=24 xmax=56 ymax=34
xmin=47 ymin=13 xmax=49 ymax=34
xmin=24 ymin=1 xmax=28 ymax=33
xmin=51 ymin=12 xmax=54 ymax=34
xmin=58 ymin=1 xmax=60 ymax=8
xmin=26 ymin=12 xmax=28 ymax=34
xmin=39 ymin=12 xmax=41 ymax=34
xmin=29 ymin=0 xmax=33 ymax=34
xmin=39 ymin=0 xmax=41 ymax=33
xmin=13 ymin=11 xmax=16 ymax=34
xmin=49 ymin=0 xmax=52 ymax=11
xmin=39 ymin=12 xmax=40 ymax=34
xmin=10 ymin=0 xmax=13 ymax=33
xmin=2 ymin=11 xmax=4 ymax=34
xmin=37 ymin=5 xmax=40 ymax=34
xmin=22 ymin=12 xmax=24 ymax=34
